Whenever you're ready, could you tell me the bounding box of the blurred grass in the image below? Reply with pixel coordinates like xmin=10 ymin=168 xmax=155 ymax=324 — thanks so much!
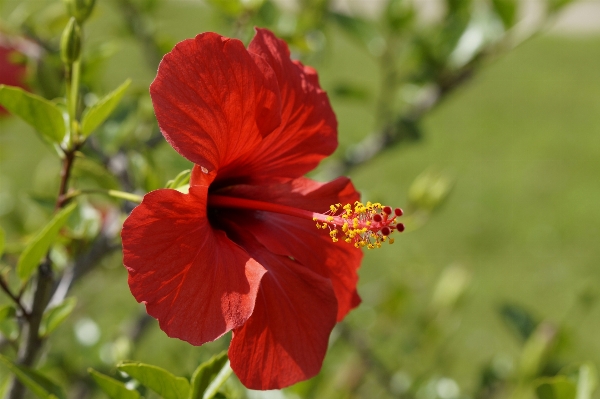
xmin=1 ymin=0 xmax=600 ymax=396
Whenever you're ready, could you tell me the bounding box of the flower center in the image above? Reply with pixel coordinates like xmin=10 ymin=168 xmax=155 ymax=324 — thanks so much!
xmin=207 ymin=195 xmax=404 ymax=250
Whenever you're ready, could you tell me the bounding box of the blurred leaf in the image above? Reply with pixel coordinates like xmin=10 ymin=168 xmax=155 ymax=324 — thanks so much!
xmin=547 ymin=0 xmax=576 ymax=13
xmin=0 ymin=85 xmax=66 ymax=145
xmin=0 ymin=354 xmax=66 ymax=399
xmin=0 ymin=305 xmax=16 ymax=321
xmin=40 ymin=297 xmax=77 ymax=337
xmin=385 ymin=0 xmax=415 ymax=32
xmin=519 ymin=323 xmax=557 ymax=378
xmin=536 ymin=377 xmax=577 ymax=399
xmin=0 ymin=226 xmax=5 ymax=258
xmin=491 ymin=0 xmax=518 ymax=28
xmin=189 ymin=351 xmax=228 ymax=399
xmin=16 ymin=202 xmax=77 ymax=281
xmin=329 ymin=12 xmax=380 ymax=49
xmin=117 ymin=362 xmax=190 ymax=399
xmin=499 ymin=303 xmax=538 ymax=341
xmin=331 ymin=83 xmax=370 ymax=101
xmin=73 ymin=157 xmax=120 ymax=190
xmin=576 ymin=363 xmax=598 ymax=399
xmin=81 ymin=79 xmax=131 ymax=137
xmin=88 ymin=369 xmax=140 ymax=399
xmin=166 ymin=169 xmax=191 ymax=189
xmin=408 ymin=169 xmax=453 ymax=212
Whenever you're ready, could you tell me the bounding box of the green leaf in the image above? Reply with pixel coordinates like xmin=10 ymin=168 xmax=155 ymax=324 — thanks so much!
xmin=166 ymin=169 xmax=191 ymax=189
xmin=88 ymin=369 xmax=140 ymax=399
xmin=81 ymin=79 xmax=131 ymax=137
xmin=0 ymin=226 xmax=5 ymax=258
xmin=491 ymin=0 xmax=518 ymax=28
xmin=203 ymin=360 xmax=232 ymax=399
xmin=0 ymin=305 xmax=16 ymax=321
xmin=189 ymin=352 xmax=228 ymax=399
xmin=0 ymin=354 xmax=66 ymax=399
xmin=0 ymin=85 xmax=66 ymax=144
xmin=117 ymin=362 xmax=190 ymax=399
xmin=40 ymin=297 xmax=77 ymax=336
xmin=536 ymin=377 xmax=577 ymax=399
xmin=576 ymin=363 xmax=598 ymax=399
xmin=17 ymin=202 xmax=77 ymax=281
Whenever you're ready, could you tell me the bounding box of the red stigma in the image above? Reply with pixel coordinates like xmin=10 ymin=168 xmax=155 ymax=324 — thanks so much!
xmin=373 ymin=214 xmax=383 ymax=223
xmin=383 ymin=206 xmax=392 ymax=215
xmin=396 ymin=223 xmax=405 ymax=232
xmin=381 ymin=226 xmax=391 ymax=236
xmin=394 ymin=208 xmax=403 ymax=217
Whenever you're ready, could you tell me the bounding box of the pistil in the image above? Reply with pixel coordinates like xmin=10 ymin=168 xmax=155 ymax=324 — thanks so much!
xmin=208 ymin=195 xmax=404 ymax=249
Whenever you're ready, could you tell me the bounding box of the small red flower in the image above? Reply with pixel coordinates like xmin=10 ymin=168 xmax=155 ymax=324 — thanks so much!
xmin=122 ymin=28 xmax=403 ymax=389
xmin=0 ymin=34 xmax=34 ymax=114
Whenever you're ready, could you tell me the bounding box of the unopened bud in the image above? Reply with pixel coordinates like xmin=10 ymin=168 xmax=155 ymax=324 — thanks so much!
xmin=63 ymin=0 xmax=96 ymax=23
xmin=61 ymin=18 xmax=81 ymax=65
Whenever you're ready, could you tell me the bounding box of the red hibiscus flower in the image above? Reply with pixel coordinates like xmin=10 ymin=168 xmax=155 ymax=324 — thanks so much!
xmin=121 ymin=28 xmax=403 ymax=389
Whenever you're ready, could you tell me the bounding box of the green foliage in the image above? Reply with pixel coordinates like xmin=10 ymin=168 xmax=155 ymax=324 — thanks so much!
xmin=189 ymin=351 xmax=228 ymax=399
xmin=0 ymin=304 xmax=16 ymax=321
xmin=0 ymin=226 xmax=5 ymax=258
xmin=165 ymin=169 xmax=191 ymax=189
xmin=537 ymin=377 xmax=577 ymax=399
xmin=16 ymin=202 xmax=77 ymax=281
xmin=60 ymin=17 xmax=81 ymax=64
xmin=0 ymin=85 xmax=66 ymax=145
xmin=40 ymin=297 xmax=77 ymax=337
xmin=117 ymin=362 xmax=191 ymax=399
xmin=81 ymin=79 xmax=131 ymax=137
xmin=88 ymin=369 xmax=140 ymax=399
xmin=491 ymin=0 xmax=518 ymax=28
xmin=0 ymin=354 xmax=66 ymax=399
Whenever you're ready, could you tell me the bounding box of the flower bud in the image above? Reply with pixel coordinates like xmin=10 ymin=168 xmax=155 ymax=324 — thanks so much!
xmin=63 ymin=0 xmax=96 ymax=23
xmin=60 ymin=17 xmax=81 ymax=65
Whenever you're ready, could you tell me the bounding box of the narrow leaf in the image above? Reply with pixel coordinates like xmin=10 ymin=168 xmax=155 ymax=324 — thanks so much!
xmin=117 ymin=362 xmax=190 ymax=399
xmin=189 ymin=351 xmax=228 ymax=399
xmin=0 ymin=85 xmax=66 ymax=144
xmin=81 ymin=79 xmax=131 ymax=137
xmin=88 ymin=369 xmax=140 ymax=399
xmin=576 ymin=363 xmax=597 ymax=399
xmin=40 ymin=297 xmax=77 ymax=336
xmin=0 ymin=354 xmax=66 ymax=399
xmin=17 ymin=202 xmax=77 ymax=281
xmin=203 ymin=360 xmax=232 ymax=399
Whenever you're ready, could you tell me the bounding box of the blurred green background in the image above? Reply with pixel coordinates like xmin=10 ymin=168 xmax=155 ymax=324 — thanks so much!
xmin=1 ymin=0 xmax=599 ymax=398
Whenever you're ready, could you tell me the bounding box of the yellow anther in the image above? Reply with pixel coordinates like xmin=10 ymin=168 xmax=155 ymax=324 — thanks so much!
xmin=345 ymin=238 xmax=352 ymax=243
xmin=389 ymin=238 xmax=395 ymax=244
xmin=313 ymin=217 xmax=317 ymax=221
xmin=329 ymin=230 xmax=338 ymax=237
xmin=366 ymin=221 xmax=371 ymax=226
xmin=330 ymin=205 xmax=337 ymax=212
xmin=342 ymin=222 xmax=348 ymax=232
xmin=326 ymin=216 xmax=334 ymax=222
xmin=354 ymin=243 xmax=360 ymax=248
xmin=367 ymin=244 xmax=374 ymax=249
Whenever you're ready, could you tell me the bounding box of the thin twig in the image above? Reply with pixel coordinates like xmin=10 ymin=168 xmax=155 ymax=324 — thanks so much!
xmin=0 ymin=278 xmax=30 ymax=319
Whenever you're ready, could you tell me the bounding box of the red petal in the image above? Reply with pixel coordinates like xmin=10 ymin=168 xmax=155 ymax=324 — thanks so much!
xmin=217 ymin=28 xmax=337 ymax=183
xmin=221 ymin=177 xmax=362 ymax=320
xmin=227 ymin=230 xmax=338 ymax=389
xmin=150 ymin=32 xmax=281 ymax=173
xmin=121 ymin=187 xmax=266 ymax=345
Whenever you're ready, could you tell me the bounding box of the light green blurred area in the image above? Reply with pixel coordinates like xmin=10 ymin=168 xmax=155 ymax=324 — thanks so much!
xmin=1 ymin=0 xmax=600 ymax=398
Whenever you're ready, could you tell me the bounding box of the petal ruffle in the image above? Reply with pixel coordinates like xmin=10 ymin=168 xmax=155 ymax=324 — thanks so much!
xmin=217 ymin=28 xmax=337 ymax=183
xmin=226 ymin=229 xmax=338 ymax=389
xmin=221 ymin=177 xmax=362 ymax=320
xmin=121 ymin=187 xmax=266 ymax=345
xmin=150 ymin=32 xmax=281 ymax=173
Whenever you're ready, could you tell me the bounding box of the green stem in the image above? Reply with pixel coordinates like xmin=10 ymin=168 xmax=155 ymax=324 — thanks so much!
xmin=203 ymin=360 xmax=232 ymax=399
xmin=68 ymin=59 xmax=81 ymax=144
